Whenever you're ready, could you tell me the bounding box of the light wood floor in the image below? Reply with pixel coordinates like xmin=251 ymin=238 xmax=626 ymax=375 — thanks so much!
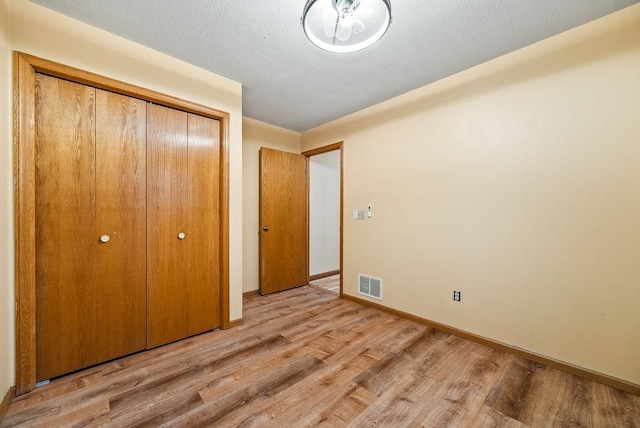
xmin=309 ymin=274 xmax=340 ymax=295
xmin=4 ymin=286 xmax=639 ymax=427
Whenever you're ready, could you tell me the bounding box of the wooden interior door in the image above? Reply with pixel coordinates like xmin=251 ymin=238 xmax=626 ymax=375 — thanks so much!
xmin=35 ymin=75 xmax=147 ymax=381
xmin=186 ymin=114 xmax=221 ymax=336
xmin=259 ymin=148 xmax=309 ymax=294
xmin=147 ymin=104 xmax=189 ymax=348
xmin=35 ymin=74 xmax=97 ymax=381
xmin=147 ymin=106 xmax=220 ymax=347
xmin=94 ymin=89 xmax=147 ymax=361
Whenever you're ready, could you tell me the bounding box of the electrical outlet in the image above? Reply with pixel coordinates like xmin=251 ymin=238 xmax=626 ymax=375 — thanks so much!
xmin=453 ymin=290 xmax=461 ymax=302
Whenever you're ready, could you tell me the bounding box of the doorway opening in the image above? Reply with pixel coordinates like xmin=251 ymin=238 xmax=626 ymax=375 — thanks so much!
xmin=303 ymin=142 xmax=343 ymax=297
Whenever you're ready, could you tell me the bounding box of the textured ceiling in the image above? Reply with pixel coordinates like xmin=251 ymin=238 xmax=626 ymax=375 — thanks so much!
xmin=29 ymin=0 xmax=640 ymax=132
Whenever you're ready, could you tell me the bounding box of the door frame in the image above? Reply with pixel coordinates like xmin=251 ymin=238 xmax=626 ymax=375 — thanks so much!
xmin=13 ymin=52 xmax=231 ymax=395
xmin=302 ymin=142 xmax=344 ymax=297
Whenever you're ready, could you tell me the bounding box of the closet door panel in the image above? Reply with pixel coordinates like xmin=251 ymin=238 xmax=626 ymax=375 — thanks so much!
xmin=35 ymin=74 xmax=97 ymax=381
xmin=186 ymin=114 xmax=221 ymax=335
xmin=95 ymin=90 xmax=147 ymax=360
xmin=147 ymin=104 xmax=189 ymax=348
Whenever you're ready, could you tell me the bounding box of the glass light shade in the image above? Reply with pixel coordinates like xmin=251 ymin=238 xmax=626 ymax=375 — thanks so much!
xmin=302 ymin=0 xmax=391 ymax=53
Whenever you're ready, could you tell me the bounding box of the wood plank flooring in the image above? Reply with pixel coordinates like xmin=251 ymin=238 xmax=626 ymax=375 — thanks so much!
xmin=309 ymin=274 xmax=340 ymax=295
xmin=4 ymin=286 xmax=639 ymax=427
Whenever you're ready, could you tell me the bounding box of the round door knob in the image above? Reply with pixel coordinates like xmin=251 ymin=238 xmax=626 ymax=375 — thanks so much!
xmin=263 ymin=226 xmax=269 ymax=231
xmin=100 ymin=234 xmax=110 ymax=243
xmin=178 ymin=232 xmax=186 ymax=240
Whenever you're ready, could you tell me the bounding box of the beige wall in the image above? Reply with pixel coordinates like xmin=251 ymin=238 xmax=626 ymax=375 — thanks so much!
xmin=2 ymin=0 xmax=244 ymax=386
xmin=302 ymin=5 xmax=640 ymax=384
xmin=243 ymin=118 xmax=301 ymax=292
xmin=0 ymin=0 xmax=14 ymax=394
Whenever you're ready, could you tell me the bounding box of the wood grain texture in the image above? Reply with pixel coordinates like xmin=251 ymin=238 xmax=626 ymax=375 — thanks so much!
xmin=33 ymin=80 xmax=147 ymax=381
xmin=16 ymin=52 xmax=227 ymax=121
xmin=338 ymin=144 xmax=343 ymax=297
xmin=13 ymin=52 xmax=37 ymax=395
xmin=242 ymin=290 xmax=260 ymax=299
xmin=0 ymin=388 xmax=14 ymax=426
xmin=302 ymin=141 xmax=343 ymax=157
xmin=13 ymin=52 xmax=232 ymax=393
xmin=146 ymin=104 xmax=189 ymax=349
xmin=147 ymin=107 xmax=222 ymax=347
xmin=309 ymin=274 xmax=340 ymax=295
xmin=34 ymin=74 xmax=97 ymax=381
xmin=342 ymin=293 xmax=640 ymax=396
xmin=186 ymin=113 xmax=221 ymax=336
xmin=95 ymin=89 xmax=147 ymax=361
xmin=227 ymin=318 xmax=244 ymax=328
xmin=309 ymin=270 xmax=340 ymax=281
xmin=218 ymin=106 xmax=231 ymax=329
xmin=4 ymin=286 xmax=639 ymax=427
xmin=259 ymin=147 xmax=309 ymax=294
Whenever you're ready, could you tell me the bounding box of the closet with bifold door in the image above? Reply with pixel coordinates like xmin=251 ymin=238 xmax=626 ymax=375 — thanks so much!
xmin=34 ymin=73 xmax=221 ymax=382
xmin=146 ymin=104 xmax=221 ymax=349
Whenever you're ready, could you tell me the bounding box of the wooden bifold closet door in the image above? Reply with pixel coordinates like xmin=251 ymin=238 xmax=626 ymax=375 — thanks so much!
xmin=34 ymin=74 xmax=221 ymax=381
xmin=35 ymin=75 xmax=147 ymax=381
xmin=146 ymin=104 xmax=221 ymax=348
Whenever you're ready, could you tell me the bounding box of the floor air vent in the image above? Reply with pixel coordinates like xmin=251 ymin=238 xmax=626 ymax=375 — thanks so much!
xmin=358 ymin=274 xmax=383 ymax=300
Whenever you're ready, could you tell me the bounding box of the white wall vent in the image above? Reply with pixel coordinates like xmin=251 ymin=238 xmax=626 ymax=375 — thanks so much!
xmin=358 ymin=274 xmax=383 ymax=300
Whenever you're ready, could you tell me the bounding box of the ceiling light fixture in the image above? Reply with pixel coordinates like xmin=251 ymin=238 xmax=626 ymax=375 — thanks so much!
xmin=302 ymin=0 xmax=391 ymax=53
